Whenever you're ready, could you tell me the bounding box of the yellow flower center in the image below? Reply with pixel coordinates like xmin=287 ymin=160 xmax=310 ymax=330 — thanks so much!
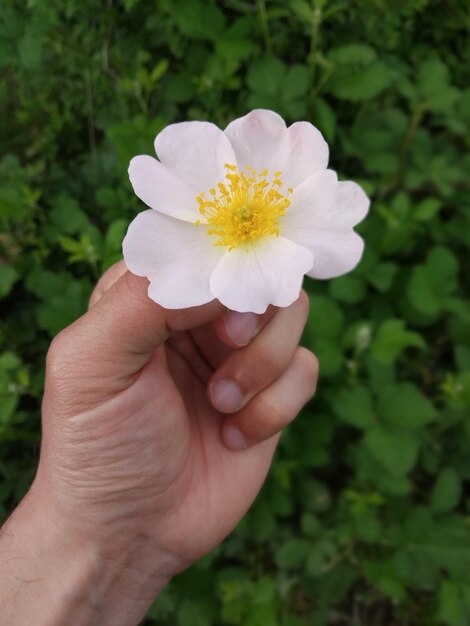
xmin=195 ymin=164 xmax=292 ymax=250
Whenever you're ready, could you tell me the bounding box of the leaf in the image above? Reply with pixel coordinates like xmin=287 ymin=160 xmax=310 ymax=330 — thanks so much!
xmin=313 ymin=97 xmax=336 ymax=142
xmin=437 ymin=580 xmax=470 ymax=626
xmin=308 ymin=296 xmax=344 ymax=338
xmin=371 ymin=319 xmax=425 ymax=362
xmin=367 ymin=262 xmax=397 ymax=292
xmin=331 ymin=386 xmax=375 ymax=429
xmin=330 ymin=275 xmax=366 ymax=303
xmin=281 ymin=64 xmax=311 ymax=100
xmin=378 ymin=383 xmax=436 ymax=428
xmin=17 ymin=32 xmax=43 ymax=70
xmin=170 ymin=0 xmax=225 ymax=41
xmin=416 ymin=57 xmax=460 ymax=112
xmin=407 ymin=247 xmax=458 ymax=317
xmin=329 ymin=44 xmax=377 ymax=66
xmin=0 ymin=265 xmax=19 ymax=298
xmin=413 ymin=198 xmax=443 ymax=222
xmin=275 ymin=539 xmax=311 ymax=569
xmin=247 ymin=55 xmax=286 ymax=96
xmin=431 ymin=468 xmax=462 ymax=515
xmin=365 ymin=424 xmax=419 ymax=476
xmin=329 ymin=60 xmax=392 ymax=102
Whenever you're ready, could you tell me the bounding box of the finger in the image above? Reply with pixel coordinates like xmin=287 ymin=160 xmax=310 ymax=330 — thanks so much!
xmin=208 ymin=291 xmax=309 ymax=413
xmin=88 ymin=260 xmax=128 ymax=308
xmin=214 ymin=306 xmax=277 ymax=349
xmin=189 ymin=305 xmax=277 ymax=375
xmin=51 ymin=272 xmax=224 ymax=386
xmin=222 ymin=347 xmax=319 ymax=450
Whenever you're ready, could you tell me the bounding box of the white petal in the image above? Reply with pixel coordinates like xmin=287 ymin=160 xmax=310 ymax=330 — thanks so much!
xmin=128 ymin=155 xmax=199 ymax=222
xmin=123 ymin=210 xmax=223 ymax=308
xmin=210 ymin=237 xmax=313 ymax=314
xmin=225 ymin=111 xmax=328 ymax=189
xmin=282 ymin=170 xmax=369 ymax=233
xmin=224 ymin=109 xmax=289 ymax=176
xmin=335 ymin=181 xmax=370 ymax=227
xmin=154 ymin=121 xmax=237 ymax=195
xmin=306 ymin=231 xmax=365 ymax=279
xmin=280 ymin=171 xmax=369 ymax=279
xmin=280 ymin=122 xmax=329 ymax=187
xmin=282 ymin=169 xmax=339 ymax=234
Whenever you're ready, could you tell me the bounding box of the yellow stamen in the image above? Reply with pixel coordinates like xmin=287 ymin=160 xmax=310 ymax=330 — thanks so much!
xmin=195 ymin=164 xmax=292 ymax=250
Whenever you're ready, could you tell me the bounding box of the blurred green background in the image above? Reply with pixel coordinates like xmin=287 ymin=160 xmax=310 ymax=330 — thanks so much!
xmin=1 ymin=0 xmax=469 ymax=624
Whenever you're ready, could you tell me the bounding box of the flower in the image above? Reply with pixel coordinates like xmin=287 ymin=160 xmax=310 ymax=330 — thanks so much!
xmin=123 ymin=109 xmax=369 ymax=313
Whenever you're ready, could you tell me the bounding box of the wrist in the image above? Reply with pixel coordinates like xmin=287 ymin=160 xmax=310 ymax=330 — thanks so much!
xmin=0 ymin=487 xmax=175 ymax=626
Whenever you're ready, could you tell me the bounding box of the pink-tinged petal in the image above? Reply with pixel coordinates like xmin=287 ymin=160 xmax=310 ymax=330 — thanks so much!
xmin=282 ymin=169 xmax=338 ymax=233
xmin=210 ymin=237 xmax=313 ymax=314
xmin=123 ymin=210 xmax=223 ymax=308
xmin=306 ymin=231 xmax=365 ymax=279
xmin=154 ymin=121 xmax=237 ymax=195
xmin=128 ymin=155 xmax=200 ymax=222
xmin=224 ymin=109 xmax=289 ymax=176
xmin=281 ymin=170 xmax=370 ymax=234
xmin=280 ymin=122 xmax=329 ymax=187
xmin=225 ymin=112 xmax=328 ymax=188
xmin=280 ymin=170 xmax=369 ymax=279
xmin=335 ymin=181 xmax=370 ymax=227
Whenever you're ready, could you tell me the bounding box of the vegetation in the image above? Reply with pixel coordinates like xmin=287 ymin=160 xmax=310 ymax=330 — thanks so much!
xmin=1 ymin=0 xmax=469 ymax=624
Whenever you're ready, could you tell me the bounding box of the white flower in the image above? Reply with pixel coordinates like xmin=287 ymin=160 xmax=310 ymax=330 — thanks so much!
xmin=123 ymin=109 xmax=369 ymax=313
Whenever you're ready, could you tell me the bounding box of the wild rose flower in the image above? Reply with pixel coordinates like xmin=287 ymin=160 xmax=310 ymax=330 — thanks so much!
xmin=123 ymin=109 xmax=369 ymax=313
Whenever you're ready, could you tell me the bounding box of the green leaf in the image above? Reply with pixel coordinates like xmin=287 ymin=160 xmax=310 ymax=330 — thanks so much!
xmin=331 ymin=386 xmax=375 ymax=429
xmin=416 ymin=57 xmax=460 ymax=112
xmin=367 ymin=262 xmax=397 ymax=292
xmin=17 ymin=32 xmax=43 ymax=70
xmin=371 ymin=319 xmax=425 ymax=362
xmin=330 ymin=275 xmax=366 ymax=303
xmin=275 ymin=538 xmax=311 ymax=569
xmin=313 ymin=97 xmax=336 ymax=142
xmin=378 ymin=383 xmax=436 ymax=428
xmin=329 ymin=60 xmax=392 ymax=102
xmin=49 ymin=194 xmax=91 ymax=235
xmin=365 ymin=424 xmax=419 ymax=476
xmin=0 ymin=265 xmax=19 ymax=298
xmin=170 ymin=0 xmax=225 ymax=41
xmin=329 ymin=44 xmax=377 ymax=66
xmin=281 ymin=64 xmax=311 ymax=100
xmin=413 ymin=198 xmax=443 ymax=222
xmin=431 ymin=468 xmax=462 ymax=515
xmin=247 ymin=55 xmax=286 ymax=96
xmin=308 ymin=296 xmax=343 ymax=338
xmin=407 ymin=247 xmax=458 ymax=317
xmin=437 ymin=580 xmax=470 ymax=626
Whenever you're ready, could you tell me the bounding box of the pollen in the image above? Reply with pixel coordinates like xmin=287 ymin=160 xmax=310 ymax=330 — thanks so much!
xmin=195 ymin=164 xmax=292 ymax=250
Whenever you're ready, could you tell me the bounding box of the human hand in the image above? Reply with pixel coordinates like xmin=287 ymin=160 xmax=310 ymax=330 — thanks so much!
xmin=2 ymin=261 xmax=317 ymax=625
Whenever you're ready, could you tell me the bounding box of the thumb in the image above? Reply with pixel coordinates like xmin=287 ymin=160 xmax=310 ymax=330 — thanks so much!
xmin=50 ymin=271 xmax=224 ymax=389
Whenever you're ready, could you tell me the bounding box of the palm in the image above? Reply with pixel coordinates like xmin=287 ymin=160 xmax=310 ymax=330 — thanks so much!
xmin=47 ymin=318 xmax=277 ymax=562
xmin=117 ymin=324 xmax=277 ymax=560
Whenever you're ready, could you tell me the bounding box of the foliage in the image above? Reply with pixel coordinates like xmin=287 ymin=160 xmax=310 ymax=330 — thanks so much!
xmin=1 ymin=0 xmax=469 ymax=624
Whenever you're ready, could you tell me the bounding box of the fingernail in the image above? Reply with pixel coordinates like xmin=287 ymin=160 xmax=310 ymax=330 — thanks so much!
xmin=210 ymin=379 xmax=243 ymax=413
xmin=224 ymin=311 xmax=260 ymax=346
xmin=223 ymin=424 xmax=247 ymax=451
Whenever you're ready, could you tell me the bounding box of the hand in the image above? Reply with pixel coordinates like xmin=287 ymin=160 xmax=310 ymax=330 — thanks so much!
xmin=2 ymin=261 xmax=318 ymax=626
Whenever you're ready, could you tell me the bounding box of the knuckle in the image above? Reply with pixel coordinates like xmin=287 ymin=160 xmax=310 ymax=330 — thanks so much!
xmin=296 ymin=347 xmax=319 ymax=396
xmin=249 ymin=396 xmax=289 ymax=437
xmin=233 ymin=345 xmax=283 ymax=391
xmin=45 ymin=327 xmax=77 ymax=390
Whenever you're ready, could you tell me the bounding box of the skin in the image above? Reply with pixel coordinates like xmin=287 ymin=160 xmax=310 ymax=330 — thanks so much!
xmin=0 ymin=261 xmax=318 ymax=626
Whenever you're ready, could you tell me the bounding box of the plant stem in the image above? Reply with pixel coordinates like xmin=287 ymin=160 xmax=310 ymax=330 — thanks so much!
xmin=256 ymin=0 xmax=272 ymax=54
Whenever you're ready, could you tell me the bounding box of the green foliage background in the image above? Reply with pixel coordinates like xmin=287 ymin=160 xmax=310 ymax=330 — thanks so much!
xmin=1 ymin=0 xmax=469 ymax=624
